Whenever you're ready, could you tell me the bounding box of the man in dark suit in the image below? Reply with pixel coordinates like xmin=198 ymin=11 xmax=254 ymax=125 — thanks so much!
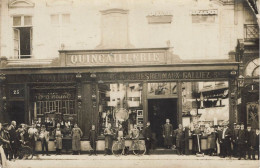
xmin=219 ymin=123 xmax=232 ymax=158
xmin=143 ymin=121 xmax=152 ymax=155
xmin=231 ymin=123 xmax=239 ymax=157
xmin=237 ymin=123 xmax=247 ymax=160
xmin=247 ymin=124 xmax=256 ymax=160
xmin=217 ymin=125 xmax=223 ymax=157
xmin=162 ymin=119 xmax=173 ymax=149
xmin=253 ymin=128 xmax=259 ymax=160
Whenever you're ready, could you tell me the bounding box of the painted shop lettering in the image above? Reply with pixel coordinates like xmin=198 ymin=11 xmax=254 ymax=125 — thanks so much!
xmin=69 ymin=53 xmax=162 ymax=65
xmin=95 ymin=71 xmax=225 ymax=81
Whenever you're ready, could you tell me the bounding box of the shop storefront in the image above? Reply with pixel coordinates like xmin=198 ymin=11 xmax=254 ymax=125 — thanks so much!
xmin=0 ymin=47 xmax=239 ymax=151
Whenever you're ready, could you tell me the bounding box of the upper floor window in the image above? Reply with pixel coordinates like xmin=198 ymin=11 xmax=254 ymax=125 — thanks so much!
xmin=50 ymin=14 xmax=70 ymax=26
xmin=245 ymin=58 xmax=259 ymax=77
xmin=13 ymin=16 xmax=33 ymax=59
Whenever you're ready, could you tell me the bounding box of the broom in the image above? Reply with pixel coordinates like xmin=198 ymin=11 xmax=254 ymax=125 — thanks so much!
xmin=196 ymin=134 xmax=204 ymax=157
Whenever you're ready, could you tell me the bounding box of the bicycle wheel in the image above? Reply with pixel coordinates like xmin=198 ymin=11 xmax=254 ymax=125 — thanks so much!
xmin=21 ymin=146 xmax=33 ymax=160
xmin=112 ymin=142 xmax=123 ymax=156
xmin=133 ymin=143 xmax=146 ymax=156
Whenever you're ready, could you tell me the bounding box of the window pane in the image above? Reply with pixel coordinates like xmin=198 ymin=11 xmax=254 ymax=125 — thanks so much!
xmin=13 ymin=16 xmax=21 ymax=26
xmin=51 ymin=14 xmax=59 ymax=25
xmin=62 ymin=14 xmax=70 ymax=25
xmin=24 ymin=16 xmax=32 ymax=25
xmin=98 ymin=83 xmax=143 ymax=135
xmin=182 ymin=81 xmax=229 ymax=129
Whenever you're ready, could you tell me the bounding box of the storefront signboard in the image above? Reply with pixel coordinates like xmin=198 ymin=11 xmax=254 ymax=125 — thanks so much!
xmin=94 ymin=71 xmax=230 ymax=81
xmin=65 ymin=51 xmax=167 ymax=66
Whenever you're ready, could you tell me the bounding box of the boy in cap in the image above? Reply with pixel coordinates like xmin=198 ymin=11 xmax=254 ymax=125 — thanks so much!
xmin=88 ymin=125 xmax=97 ymax=156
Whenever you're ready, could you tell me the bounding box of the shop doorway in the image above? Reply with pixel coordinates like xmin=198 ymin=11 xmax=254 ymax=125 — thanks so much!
xmin=8 ymin=101 xmax=25 ymax=125
xmin=148 ymin=99 xmax=178 ymax=148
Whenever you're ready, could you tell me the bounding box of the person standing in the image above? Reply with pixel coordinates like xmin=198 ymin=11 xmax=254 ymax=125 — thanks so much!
xmin=246 ymin=124 xmax=256 ymax=160
xmin=252 ymin=128 xmax=259 ymax=160
xmin=143 ymin=122 xmax=152 ymax=155
xmin=220 ymin=123 xmax=232 ymax=158
xmin=0 ymin=123 xmax=10 ymax=160
xmin=216 ymin=125 xmax=223 ymax=156
xmin=54 ymin=123 xmax=63 ymax=155
xmin=9 ymin=121 xmax=18 ymax=160
xmin=162 ymin=119 xmax=173 ymax=149
xmin=237 ymin=123 xmax=247 ymax=160
xmin=192 ymin=124 xmax=202 ymax=154
xmin=28 ymin=123 xmax=38 ymax=156
xmin=206 ymin=126 xmax=217 ymax=156
xmin=2 ymin=123 xmax=10 ymax=160
xmin=174 ymin=124 xmax=185 ymax=155
xmin=104 ymin=123 xmax=114 ymax=155
xmin=89 ymin=125 xmax=97 ymax=156
xmin=71 ymin=123 xmax=83 ymax=155
xmin=39 ymin=125 xmax=50 ymax=156
xmin=231 ymin=123 xmax=240 ymax=157
xmin=184 ymin=126 xmax=190 ymax=155
xmin=62 ymin=122 xmax=71 ymax=154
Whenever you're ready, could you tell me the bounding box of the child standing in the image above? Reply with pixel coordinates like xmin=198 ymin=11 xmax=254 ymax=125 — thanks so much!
xmin=89 ymin=125 xmax=97 ymax=156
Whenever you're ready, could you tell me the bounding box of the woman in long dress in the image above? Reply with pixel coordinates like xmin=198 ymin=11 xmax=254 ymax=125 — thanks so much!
xmin=71 ymin=123 xmax=83 ymax=155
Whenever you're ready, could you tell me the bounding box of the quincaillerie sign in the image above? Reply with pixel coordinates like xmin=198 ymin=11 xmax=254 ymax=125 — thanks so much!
xmin=63 ymin=49 xmax=168 ymax=66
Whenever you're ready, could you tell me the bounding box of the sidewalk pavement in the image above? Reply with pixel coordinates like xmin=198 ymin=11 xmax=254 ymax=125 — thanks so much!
xmin=5 ymin=155 xmax=259 ymax=168
xmin=28 ymin=154 xmax=260 ymax=161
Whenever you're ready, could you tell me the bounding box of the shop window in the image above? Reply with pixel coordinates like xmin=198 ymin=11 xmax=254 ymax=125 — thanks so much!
xmin=32 ymin=90 xmax=76 ymax=128
xmin=98 ymin=83 xmax=143 ymax=136
xmin=182 ymin=81 xmax=229 ymax=131
xmin=13 ymin=16 xmax=33 ymax=59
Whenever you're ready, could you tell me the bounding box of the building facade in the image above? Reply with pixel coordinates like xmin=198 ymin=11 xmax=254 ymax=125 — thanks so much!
xmin=0 ymin=0 xmax=258 ymax=151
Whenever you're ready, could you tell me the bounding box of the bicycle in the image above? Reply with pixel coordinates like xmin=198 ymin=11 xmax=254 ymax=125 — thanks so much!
xmin=112 ymin=138 xmax=146 ymax=156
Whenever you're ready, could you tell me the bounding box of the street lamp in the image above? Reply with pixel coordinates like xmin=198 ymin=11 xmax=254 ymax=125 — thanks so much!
xmin=238 ymin=75 xmax=245 ymax=88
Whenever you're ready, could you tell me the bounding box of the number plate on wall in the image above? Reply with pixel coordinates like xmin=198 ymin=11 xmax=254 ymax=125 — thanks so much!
xmin=9 ymin=85 xmax=24 ymax=98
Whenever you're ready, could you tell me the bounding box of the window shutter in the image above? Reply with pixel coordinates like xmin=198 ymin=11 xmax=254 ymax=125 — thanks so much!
xmin=30 ymin=28 xmax=33 ymax=56
xmin=13 ymin=28 xmax=20 ymax=58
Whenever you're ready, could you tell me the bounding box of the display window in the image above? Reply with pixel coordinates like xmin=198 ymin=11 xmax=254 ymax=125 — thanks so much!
xmin=31 ymin=89 xmax=76 ymax=134
xmin=98 ymin=83 xmax=143 ymax=136
xmin=181 ymin=81 xmax=229 ymax=131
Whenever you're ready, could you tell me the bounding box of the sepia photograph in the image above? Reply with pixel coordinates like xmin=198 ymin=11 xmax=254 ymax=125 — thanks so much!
xmin=0 ymin=0 xmax=259 ymax=168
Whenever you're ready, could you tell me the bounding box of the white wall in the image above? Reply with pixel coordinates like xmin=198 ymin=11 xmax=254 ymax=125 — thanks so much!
xmin=0 ymin=0 xmax=258 ymax=60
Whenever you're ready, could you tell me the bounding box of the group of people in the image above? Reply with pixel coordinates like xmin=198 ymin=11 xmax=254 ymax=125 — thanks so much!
xmin=159 ymin=119 xmax=259 ymax=160
xmin=0 ymin=119 xmax=259 ymax=160
xmin=0 ymin=120 xmax=84 ymax=160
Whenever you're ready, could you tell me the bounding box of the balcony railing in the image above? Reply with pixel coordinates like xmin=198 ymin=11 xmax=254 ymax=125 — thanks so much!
xmin=244 ymin=24 xmax=259 ymax=41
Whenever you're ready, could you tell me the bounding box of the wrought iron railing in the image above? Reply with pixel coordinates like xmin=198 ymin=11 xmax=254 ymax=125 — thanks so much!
xmin=244 ymin=24 xmax=259 ymax=41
